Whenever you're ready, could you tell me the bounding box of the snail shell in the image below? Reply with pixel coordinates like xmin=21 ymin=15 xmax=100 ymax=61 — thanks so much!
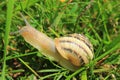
xmin=55 ymin=33 xmax=94 ymax=67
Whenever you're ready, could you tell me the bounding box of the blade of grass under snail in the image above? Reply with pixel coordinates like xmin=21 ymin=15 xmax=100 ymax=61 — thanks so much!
xmin=55 ymin=72 xmax=66 ymax=80
xmin=66 ymin=67 xmax=86 ymax=80
xmin=40 ymin=71 xmax=68 ymax=80
xmin=37 ymin=68 xmax=67 ymax=79
xmin=41 ymin=73 xmax=60 ymax=80
xmin=2 ymin=0 xmax=14 ymax=79
xmin=38 ymin=69 xmax=62 ymax=73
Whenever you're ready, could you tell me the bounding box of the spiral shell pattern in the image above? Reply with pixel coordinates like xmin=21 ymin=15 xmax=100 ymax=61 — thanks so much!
xmin=55 ymin=33 xmax=94 ymax=67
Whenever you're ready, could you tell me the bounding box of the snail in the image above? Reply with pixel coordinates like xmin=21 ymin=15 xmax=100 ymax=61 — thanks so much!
xmin=17 ymin=14 xmax=94 ymax=71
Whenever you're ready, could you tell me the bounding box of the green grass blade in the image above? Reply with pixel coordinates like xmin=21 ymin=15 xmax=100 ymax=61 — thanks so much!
xmin=2 ymin=0 xmax=14 ymax=79
xmin=81 ymin=70 xmax=87 ymax=80
xmin=66 ymin=67 xmax=85 ymax=80
xmin=95 ymin=35 xmax=120 ymax=62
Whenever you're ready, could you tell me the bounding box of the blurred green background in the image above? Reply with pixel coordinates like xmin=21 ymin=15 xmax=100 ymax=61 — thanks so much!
xmin=0 ymin=0 xmax=120 ymax=80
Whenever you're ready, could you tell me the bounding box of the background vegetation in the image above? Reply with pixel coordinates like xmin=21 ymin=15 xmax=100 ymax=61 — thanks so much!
xmin=0 ymin=0 xmax=120 ymax=80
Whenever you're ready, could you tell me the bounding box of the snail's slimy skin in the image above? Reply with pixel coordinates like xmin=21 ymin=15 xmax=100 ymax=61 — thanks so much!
xmin=19 ymin=25 xmax=80 ymax=71
xmin=20 ymin=26 xmax=56 ymax=60
xmin=19 ymin=14 xmax=94 ymax=71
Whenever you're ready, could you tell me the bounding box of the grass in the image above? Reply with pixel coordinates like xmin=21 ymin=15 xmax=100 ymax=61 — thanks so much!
xmin=2 ymin=0 xmax=14 ymax=79
xmin=0 ymin=0 xmax=120 ymax=80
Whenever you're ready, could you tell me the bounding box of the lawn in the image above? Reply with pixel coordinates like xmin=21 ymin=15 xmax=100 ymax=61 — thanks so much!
xmin=0 ymin=0 xmax=120 ymax=80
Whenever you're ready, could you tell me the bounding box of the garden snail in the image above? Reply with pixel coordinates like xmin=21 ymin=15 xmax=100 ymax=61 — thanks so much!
xmin=18 ymin=14 xmax=94 ymax=71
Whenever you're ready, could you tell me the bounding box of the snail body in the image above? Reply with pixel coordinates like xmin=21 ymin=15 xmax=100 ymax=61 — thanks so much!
xmin=18 ymin=14 xmax=94 ymax=71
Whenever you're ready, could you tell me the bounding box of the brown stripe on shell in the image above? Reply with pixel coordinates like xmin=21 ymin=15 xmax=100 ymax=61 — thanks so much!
xmin=61 ymin=47 xmax=85 ymax=65
xmin=69 ymin=34 xmax=93 ymax=52
xmin=59 ymin=40 xmax=89 ymax=57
